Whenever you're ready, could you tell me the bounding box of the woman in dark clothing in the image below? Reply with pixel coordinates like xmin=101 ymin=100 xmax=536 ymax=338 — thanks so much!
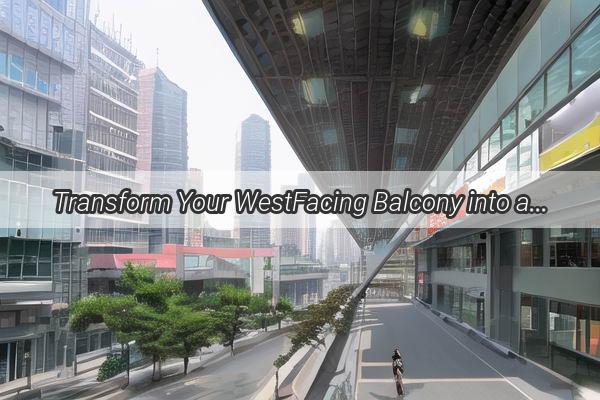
xmin=392 ymin=348 xmax=404 ymax=395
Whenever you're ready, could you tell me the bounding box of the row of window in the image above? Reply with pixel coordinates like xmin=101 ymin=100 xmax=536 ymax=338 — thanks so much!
xmin=89 ymin=68 xmax=138 ymax=110
xmin=436 ymin=284 xmax=486 ymax=333
xmin=89 ymin=91 xmax=137 ymax=130
xmin=86 ymin=147 xmax=136 ymax=178
xmin=0 ymin=179 xmax=81 ymax=242
xmin=436 ymin=241 xmax=487 ymax=273
xmin=0 ymin=0 xmax=83 ymax=66
xmin=520 ymin=228 xmax=600 ymax=268
xmin=87 ymin=115 xmax=137 ymax=156
xmin=90 ymin=28 xmax=141 ymax=78
xmin=521 ymin=294 xmax=599 ymax=370
xmin=478 ymin=12 xmax=600 ymax=170
xmin=45 ymin=0 xmax=87 ymax=25
xmin=0 ymin=238 xmax=52 ymax=279
xmin=0 ymin=144 xmax=84 ymax=173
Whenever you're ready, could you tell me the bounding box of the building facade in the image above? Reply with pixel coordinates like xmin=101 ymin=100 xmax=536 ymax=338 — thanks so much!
xmin=414 ymin=3 xmax=600 ymax=389
xmin=0 ymin=0 xmax=90 ymax=383
xmin=137 ymin=67 xmax=188 ymax=251
xmin=84 ymin=23 xmax=145 ymax=254
xmin=235 ymin=114 xmax=271 ymax=248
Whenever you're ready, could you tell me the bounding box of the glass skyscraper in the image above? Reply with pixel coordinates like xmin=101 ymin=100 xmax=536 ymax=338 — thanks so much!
xmin=235 ymin=114 xmax=271 ymax=248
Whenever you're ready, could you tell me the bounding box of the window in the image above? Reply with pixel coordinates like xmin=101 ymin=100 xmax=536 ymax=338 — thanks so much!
xmin=518 ymin=134 xmax=534 ymax=184
xmin=520 ymin=229 xmax=543 ymax=267
xmin=520 ymin=294 xmax=549 ymax=364
xmin=184 ymin=255 xmax=199 ymax=269
xmin=37 ymin=57 xmax=49 ymax=94
xmin=549 ymin=301 xmax=588 ymax=353
xmin=572 ymin=14 xmax=600 ymax=88
xmin=480 ymin=138 xmax=489 ymax=167
xmin=545 ymin=51 xmax=569 ymax=110
xmin=489 ymin=127 xmax=501 ymax=160
xmin=0 ymin=312 xmax=16 ymax=328
xmin=549 ymin=228 xmax=587 ymax=267
xmin=518 ymin=78 xmax=543 ymax=134
xmin=9 ymin=54 xmax=23 ymax=82
xmin=0 ymin=50 xmax=6 ymax=76
xmin=100 ymin=332 xmax=112 ymax=348
xmin=592 ymin=229 xmax=600 ymax=268
xmin=591 ymin=307 xmax=600 ymax=357
xmin=501 ymin=109 xmax=517 ymax=148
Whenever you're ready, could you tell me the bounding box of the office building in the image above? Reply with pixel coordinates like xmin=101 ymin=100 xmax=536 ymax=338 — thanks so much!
xmin=84 ymin=23 xmax=145 ymax=254
xmin=0 ymin=0 xmax=89 ymax=383
xmin=137 ymin=67 xmax=188 ymax=251
xmin=234 ymin=114 xmax=270 ymax=248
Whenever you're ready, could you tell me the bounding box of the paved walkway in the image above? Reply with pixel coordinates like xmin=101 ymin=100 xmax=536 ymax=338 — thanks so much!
xmin=355 ymin=301 xmax=589 ymax=400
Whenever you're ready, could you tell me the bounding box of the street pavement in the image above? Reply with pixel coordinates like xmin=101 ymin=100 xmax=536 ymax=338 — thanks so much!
xmin=123 ymin=333 xmax=291 ymax=400
xmin=356 ymin=301 xmax=580 ymax=400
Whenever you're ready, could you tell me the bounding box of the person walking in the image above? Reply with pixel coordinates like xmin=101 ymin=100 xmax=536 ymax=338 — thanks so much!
xmin=392 ymin=348 xmax=405 ymax=396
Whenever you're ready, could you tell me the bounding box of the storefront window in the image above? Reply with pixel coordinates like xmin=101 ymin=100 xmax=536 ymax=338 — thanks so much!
xmin=520 ymin=294 xmax=549 ymax=365
xmin=518 ymin=78 xmax=544 ymax=134
xmin=549 ymin=301 xmax=587 ymax=353
xmin=572 ymin=14 xmax=600 ymax=88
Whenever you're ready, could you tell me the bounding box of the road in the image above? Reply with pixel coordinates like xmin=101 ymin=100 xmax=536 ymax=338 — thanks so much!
xmin=125 ymin=333 xmax=291 ymax=400
xmin=356 ymin=301 xmax=578 ymax=400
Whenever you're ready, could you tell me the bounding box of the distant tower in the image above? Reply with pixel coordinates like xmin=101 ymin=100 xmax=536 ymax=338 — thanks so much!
xmin=235 ymin=114 xmax=271 ymax=248
xmin=137 ymin=67 xmax=189 ymax=251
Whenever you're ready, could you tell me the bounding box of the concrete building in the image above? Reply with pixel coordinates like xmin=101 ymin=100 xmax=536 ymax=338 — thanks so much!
xmin=277 ymin=256 xmax=328 ymax=307
xmin=319 ymin=219 xmax=361 ymax=268
xmin=0 ymin=0 xmax=90 ymax=384
xmin=84 ymin=23 xmax=145 ymax=254
xmin=87 ymin=244 xmax=274 ymax=296
xmin=234 ymin=114 xmax=270 ymax=248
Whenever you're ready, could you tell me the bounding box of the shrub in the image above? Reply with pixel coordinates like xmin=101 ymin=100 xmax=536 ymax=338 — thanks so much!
xmin=97 ymin=354 xmax=127 ymax=382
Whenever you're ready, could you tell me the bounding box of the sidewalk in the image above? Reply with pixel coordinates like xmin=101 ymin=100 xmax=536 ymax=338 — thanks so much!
xmin=0 ymin=321 xmax=294 ymax=400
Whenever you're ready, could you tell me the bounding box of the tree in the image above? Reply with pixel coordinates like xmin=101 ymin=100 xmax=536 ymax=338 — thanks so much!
xmin=271 ymin=285 xmax=358 ymax=397
xmin=70 ymin=264 xmax=185 ymax=381
xmin=162 ymin=295 xmax=216 ymax=374
xmin=274 ymin=297 xmax=293 ymax=329
xmin=249 ymin=295 xmax=271 ymax=332
xmin=211 ymin=285 xmax=251 ymax=355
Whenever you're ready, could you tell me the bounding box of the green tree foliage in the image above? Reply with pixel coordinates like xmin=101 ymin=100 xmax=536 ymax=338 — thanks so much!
xmin=97 ymin=354 xmax=127 ymax=382
xmin=273 ymin=285 xmax=359 ymax=372
xmin=210 ymin=285 xmax=252 ymax=355
xmin=274 ymin=297 xmax=294 ymax=329
xmin=71 ymin=264 xmax=198 ymax=381
xmin=71 ymin=264 xmax=283 ymax=382
xmin=249 ymin=294 xmax=271 ymax=331
xmin=161 ymin=295 xmax=216 ymax=374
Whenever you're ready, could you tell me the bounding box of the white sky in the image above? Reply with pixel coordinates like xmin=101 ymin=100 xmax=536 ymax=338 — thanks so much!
xmin=91 ymin=0 xmax=336 ymax=230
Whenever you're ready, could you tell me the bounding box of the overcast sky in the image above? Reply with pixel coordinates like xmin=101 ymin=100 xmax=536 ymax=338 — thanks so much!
xmin=91 ymin=0 xmax=336 ymax=230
